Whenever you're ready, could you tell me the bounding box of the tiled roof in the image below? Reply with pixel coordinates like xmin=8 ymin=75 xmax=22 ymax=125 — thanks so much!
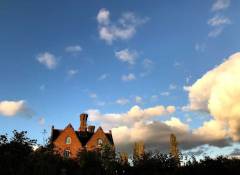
xmin=51 ymin=129 xmax=62 ymax=142
xmin=105 ymin=133 xmax=114 ymax=145
xmin=51 ymin=128 xmax=114 ymax=146
xmin=75 ymin=131 xmax=94 ymax=146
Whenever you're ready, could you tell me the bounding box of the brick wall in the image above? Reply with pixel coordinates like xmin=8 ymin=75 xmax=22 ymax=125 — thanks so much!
xmin=86 ymin=127 xmax=111 ymax=151
xmin=53 ymin=125 xmax=83 ymax=158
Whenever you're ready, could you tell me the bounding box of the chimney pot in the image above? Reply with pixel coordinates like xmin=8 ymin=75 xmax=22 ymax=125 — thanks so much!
xmin=79 ymin=113 xmax=88 ymax=131
xmin=88 ymin=125 xmax=95 ymax=133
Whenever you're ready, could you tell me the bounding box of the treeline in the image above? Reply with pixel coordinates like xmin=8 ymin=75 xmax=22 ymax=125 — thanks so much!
xmin=0 ymin=131 xmax=240 ymax=175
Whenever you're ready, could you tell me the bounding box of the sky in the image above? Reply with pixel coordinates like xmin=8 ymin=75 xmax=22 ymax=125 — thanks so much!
xmin=1 ymin=0 xmax=240 ymax=157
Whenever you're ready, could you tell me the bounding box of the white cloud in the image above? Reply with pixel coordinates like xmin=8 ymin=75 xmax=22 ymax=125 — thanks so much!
xmin=195 ymin=43 xmax=206 ymax=52
xmin=36 ymin=52 xmax=57 ymax=69
xmin=97 ymin=8 xmax=110 ymax=25
xmin=65 ymin=45 xmax=82 ymax=53
xmin=98 ymin=73 xmax=109 ymax=80
xmin=207 ymin=15 xmax=231 ymax=38
xmin=122 ymin=73 xmax=136 ymax=82
xmin=160 ymin=91 xmax=170 ymax=96
xmin=169 ymin=84 xmax=177 ymax=90
xmin=185 ymin=75 xmax=192 ymax=84
xmin=97 ymin=8 xmax=148 ymax=44
xmin=164 ymin=117 xmax=189 ymax=132
xmin=0 ymin=100 xmax=32 ymax=117
xmin=89 ymin=93 xmax=97 ymax=99
xmin=151 ymin=95 xmax=159 ymax=101
xmin=143 ymin=58 xmax=153 ymax=69
xmin=38 ymin=117 xmax=45 ymax=125
xmin=67 ymin=69 xmax=79 ymax=76
xmin=115 ymin=49 xmax=137 ymax=65
xmin=208 ymin=15 xmax=231 ymax=27
xmin=194 ymin=120 xmax=227 ymax=140
xmin=166 ymin=106 xmax=176 ymax=113
xmin=111 ymin=121 xmax=192 ymax=152
xmin=87 ymin=105 xmax=176 ymax=127
xmin=173 ymin=61 xmax=181 ymax=67
xmin=86 ymin=105 xmax=228 ymax=152
xmin=212 ymin=0 xmax=230 ymax=11
xmin=116 ymin=98 xmax=129 ymax=105
xmin=208 ymin=27 xmax=224 ymax=38
xmin=135 ymin=96 xmax=143 ymax=104
xmin=96 ymin=101 xmax=106 ymax=106
xmin=140 ymin=58 xmax=154 ymax=77
xmin=186 ymin=117 xmax=192 ymax=123
xmin=185 ymin=52 xmax=240 ymax=141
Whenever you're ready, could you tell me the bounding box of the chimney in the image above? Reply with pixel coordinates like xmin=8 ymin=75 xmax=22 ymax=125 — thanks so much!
xmin=79 ymin=113 xmax=88 ymax=132
xmin=88 ymin=125 xmax=95 ymax=133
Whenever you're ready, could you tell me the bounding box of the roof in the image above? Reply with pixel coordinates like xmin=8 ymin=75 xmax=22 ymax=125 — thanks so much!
xmin=105 ymin=133 xmax=114 ymax=145
xmin=51 ymin=126 xmax=114 ymax=146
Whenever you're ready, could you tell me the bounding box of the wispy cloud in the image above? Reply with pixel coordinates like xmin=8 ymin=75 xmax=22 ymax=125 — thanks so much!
xmin=96 ymin=101 xmax=106 ymax=106
xmin=208 ymin=15 xmax=231 ymax=27
xmin=97 ymin=8 xmax=149 ymax=44
xmin=98 ymin=73 xmax=109 ymax=80
xmin=169 ymin=84 xmax=177 ymax=90
xmin=116 ymin=98 xmax=129 ymax=105
xmin=212 ymin=0 xmax=231 ymax=11
xmin=195 ymin=43 xmax=206 ymax=52
xmin=160 ymin=91 xmax=170 ymax=96
xmin=208 ymin=27 xmax=224 ymax=37
xmin=208 ymin=1 xmax=231 ymax=38
xmin=115 ymin=49 xmax=137 ymax=65
xmin=65 ymin=45 xmax=82 ymax=54
xmin=36 ymin=52 xmax=57 ymax=69
xmin=38 ymin=117 xmax=45 ymax=125
xmin=122 ymin=73 xmax=136 ymax=82
xmin=134 ymin=96 xmax=143 ymax=104
xmin=67 ymin=69 xmax=79 ymax=76
xmin=89 ymin=93 xmax=97 ymax=99
xmin=140 ymin=58 xmax=154 ymax=77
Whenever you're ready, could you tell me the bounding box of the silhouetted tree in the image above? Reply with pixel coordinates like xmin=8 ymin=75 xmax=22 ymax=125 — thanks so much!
xmin=1 ymin=130 xmax=240 ymax=175
xmin=76 ymin=149 xmax=103 ymax=175
xmin=0 ymin=130 xmax=36 ymax=175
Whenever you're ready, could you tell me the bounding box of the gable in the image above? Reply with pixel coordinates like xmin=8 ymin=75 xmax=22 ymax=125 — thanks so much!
xmin=53 ymin=124 xmax=83 ymax=157
xmin=86 ymin=127 xmax=113 ymax=150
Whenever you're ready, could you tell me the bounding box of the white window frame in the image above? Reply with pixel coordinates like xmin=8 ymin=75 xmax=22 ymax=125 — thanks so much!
xmin=97 ymin=138 xmax=103 ymax=146
xmin=65 ymin=136 xmax=71 ymax=144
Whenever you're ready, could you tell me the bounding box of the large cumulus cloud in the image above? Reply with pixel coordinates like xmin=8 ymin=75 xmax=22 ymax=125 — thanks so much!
xmin=86 ymin=105 xmax=229 ymax=153
xmin=185 ymin=52 xmax=240 ymax=141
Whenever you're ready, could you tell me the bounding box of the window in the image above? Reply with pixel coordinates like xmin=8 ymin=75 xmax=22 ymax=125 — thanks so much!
xmin=65 ymin=136 xmax=71 ymax=144
xmin=63 ymin=150 xmax=70 ymax=158
xmin=97 ymin=138 xmax=103 ymax=146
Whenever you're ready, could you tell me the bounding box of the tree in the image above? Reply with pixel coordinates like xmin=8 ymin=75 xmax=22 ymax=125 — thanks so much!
xmin=170 ymin=133 xmax=180 ymax=165
xmin=77 ymin=149 xmax=103 ymax=175
xmin=132 ymin=141 xmax=145 ymax=166
xmin=101 ymin=143 xmax=117 ymax=174
xmin=0 ymin=130 xmax=37 ymax=175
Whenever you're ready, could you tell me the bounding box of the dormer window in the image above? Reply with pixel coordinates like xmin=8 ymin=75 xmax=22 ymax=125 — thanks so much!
xmin=97 ymin=138 xmax=103 ymax=146
xmin=66 ymin=136 xmax=71 ymax=144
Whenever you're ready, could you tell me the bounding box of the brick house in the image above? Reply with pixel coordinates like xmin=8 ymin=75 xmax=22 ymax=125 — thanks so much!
xmin=50 ymin=113 xmax=114 ymax=158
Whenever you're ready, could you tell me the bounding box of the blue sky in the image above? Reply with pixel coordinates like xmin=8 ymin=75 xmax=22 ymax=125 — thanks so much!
xmin=1 ymin=0 xmax=240 ymax=156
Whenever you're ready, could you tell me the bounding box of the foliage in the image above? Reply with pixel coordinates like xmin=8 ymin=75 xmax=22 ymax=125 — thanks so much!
xmin=0 ymin=130 xmax=240 ymax=175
